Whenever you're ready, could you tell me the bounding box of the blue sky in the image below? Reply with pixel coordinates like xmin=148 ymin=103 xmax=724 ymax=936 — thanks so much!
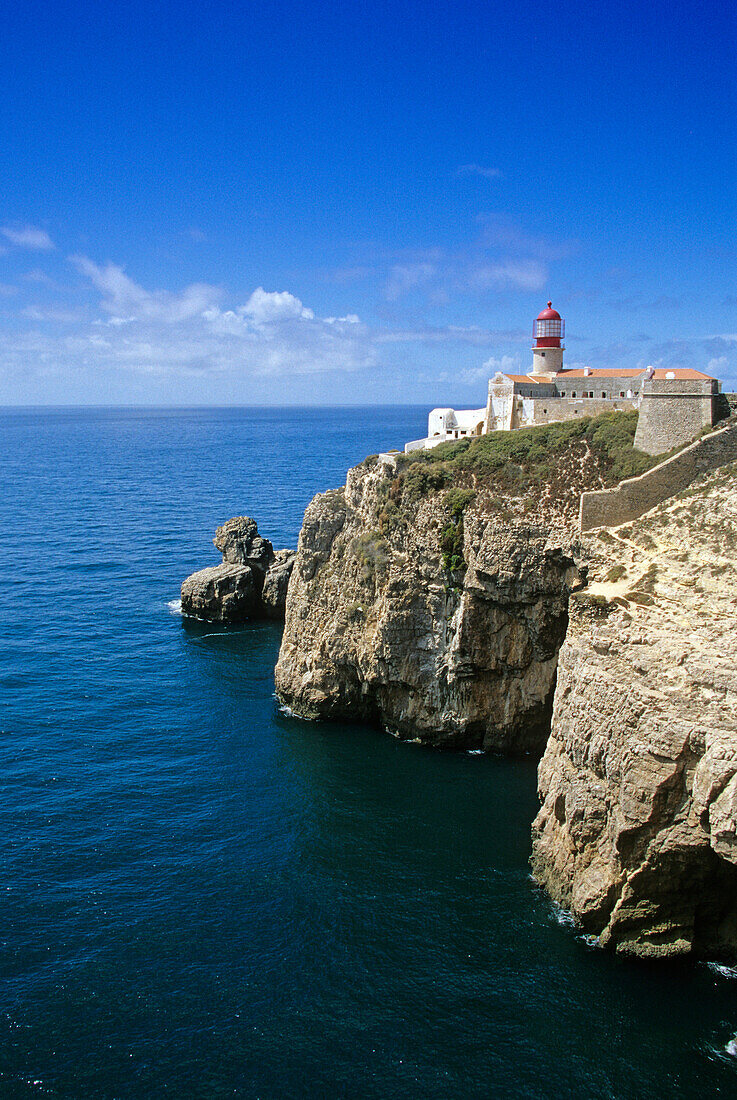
xmin=1 ymin=0 xmax=735 ymax=405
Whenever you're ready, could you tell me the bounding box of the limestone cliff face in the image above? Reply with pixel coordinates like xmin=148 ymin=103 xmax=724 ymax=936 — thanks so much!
xmin=531 ymin=464 xmax=737 ymax=959
xmin=274 ymin=458 xmax=583 ymax=751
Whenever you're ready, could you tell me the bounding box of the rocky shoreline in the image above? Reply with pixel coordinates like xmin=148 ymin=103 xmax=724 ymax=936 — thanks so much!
xmin=181 ymin=431 xmax=737 ymax=961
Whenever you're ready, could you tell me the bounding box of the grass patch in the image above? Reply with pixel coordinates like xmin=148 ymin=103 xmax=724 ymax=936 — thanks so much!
xmin=352 ymin=530 xmax=389 ymax=580
xmin=439 ymin=488 xmax=476 ymax=574
xmin=397 ymin=411 xmax=653 ymax=482
xmin=394 ymin=411 xmax=656 ymax=506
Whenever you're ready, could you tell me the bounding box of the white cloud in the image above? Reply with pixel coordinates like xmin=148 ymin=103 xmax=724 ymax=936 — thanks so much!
xmin=2 ymin=225 xmax=55 ymax=250
xmin=384 ymin=263 xmax=436 ymax=301
xmin=0 ymin=257 xmax=377 ymax=382
xmin=459 ymin=354 xmax=520 ymax=384
xmin=241 ymin=287 xmax=314 ymax=324
xmin=476 ymin=215 xmax=577 ymax=262
xmin=22 ymin=305 xmax=88 ymax=323
xmin=22 ymin=269 xmax=56 ymax=285
xmin=377 ymin=324 xmax=521 ymax=346
xmin=470 ymin=260 xmax=547 ymax=292
xmin=708 ymin=356 xmax=728 ymax=374
xmin=71 ymin=255 xmax=222 ymax=323
xmin=457 ymin=164 xmax=501 ymax=180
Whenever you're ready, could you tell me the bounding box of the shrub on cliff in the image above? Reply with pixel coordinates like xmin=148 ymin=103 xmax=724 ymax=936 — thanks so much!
xmin=352 ymin=530 xmax=390 ymax=580
xmin=402 ymin=463 xmax=450 ymax=501
xmin=439 ymin=488 xmax=476 ymax=574
xmin=396 ymin=411 xmax=656 ymax=494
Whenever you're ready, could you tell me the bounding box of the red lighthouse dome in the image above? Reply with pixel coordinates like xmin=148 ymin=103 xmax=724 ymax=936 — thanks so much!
xmin=534 ymin=301 xmax=565 ymax=348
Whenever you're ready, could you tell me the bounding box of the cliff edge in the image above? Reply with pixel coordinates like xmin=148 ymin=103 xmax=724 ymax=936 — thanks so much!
xmin=274 ymin=415 xmax=639 ymax=751
xmin=531 ymin=462 xmax=737 ymax=959
xmin=274 ymin=412 xmax=737 ymax=959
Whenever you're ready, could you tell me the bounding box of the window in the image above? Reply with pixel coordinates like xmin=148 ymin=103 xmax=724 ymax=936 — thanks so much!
xmin=601 ymin=392 xmax=607 ymax=398
xmin=571 ymin=391 xmax=577 ymax=398
xmin=534 ymin=318 xmax=564 ymax=339
xmin=620 ymin=391 xmax=625 ymax=397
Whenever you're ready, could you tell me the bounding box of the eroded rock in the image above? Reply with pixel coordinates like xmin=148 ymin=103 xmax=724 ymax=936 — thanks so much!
xmin=181 ymin=563 xmax=259 ymax=622
xmin=274 ymin=459 xmax=583 ymax=751
xmin=531 ymin=464 xmax=737 ymax=960
xmin=181 ymin=516 xmax=295 ymax=622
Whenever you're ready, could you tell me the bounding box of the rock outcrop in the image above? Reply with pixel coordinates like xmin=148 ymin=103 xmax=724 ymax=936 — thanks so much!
xmin=181 ymin=517 xmax=296 ymax=622
xmin=531 ymin=463 xmax=737 ymax=959
xmin=275 ymin=457 xmax=584 ymax=751
xmin=273 ymin=432 xmax=737 ymax=958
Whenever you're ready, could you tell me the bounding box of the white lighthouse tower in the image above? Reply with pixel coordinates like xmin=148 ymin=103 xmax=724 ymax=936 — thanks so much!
xmin=531 ymin=301 xmax=565 ymax=376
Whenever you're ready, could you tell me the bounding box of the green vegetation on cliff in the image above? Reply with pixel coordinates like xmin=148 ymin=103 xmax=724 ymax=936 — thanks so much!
xmin=397 ymin=411 xmax=656 ymax=490
xmin=440 ymin=488 xmax=476 ymax=573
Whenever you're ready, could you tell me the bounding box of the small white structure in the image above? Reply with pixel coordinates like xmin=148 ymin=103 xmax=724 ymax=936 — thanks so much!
xmin=406 ymin=407 xmax=486 ymax=452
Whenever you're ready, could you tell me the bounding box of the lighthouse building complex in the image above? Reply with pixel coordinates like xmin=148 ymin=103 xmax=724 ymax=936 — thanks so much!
xmin=405 ymin=303 xmax=722 ymax=457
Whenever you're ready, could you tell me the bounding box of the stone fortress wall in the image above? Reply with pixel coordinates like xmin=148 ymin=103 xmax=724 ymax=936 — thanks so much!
xmin=484 ymin=374 xmax=640 ymax=434
xmin=580 ymin=420 xmax=737 ymax=532
xmin=634 ymin=377 xmax=718 ymax=455
xmin=519 ymin=396 xmax=635 ymax=427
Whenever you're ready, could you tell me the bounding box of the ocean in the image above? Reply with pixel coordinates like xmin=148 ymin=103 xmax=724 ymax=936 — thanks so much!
xmin=1 ymin=406 xmax=735 ymax=1098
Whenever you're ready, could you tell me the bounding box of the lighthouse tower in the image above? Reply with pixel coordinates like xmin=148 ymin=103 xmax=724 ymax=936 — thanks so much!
xmin=531 ymin=301 xmax=565 ymax=376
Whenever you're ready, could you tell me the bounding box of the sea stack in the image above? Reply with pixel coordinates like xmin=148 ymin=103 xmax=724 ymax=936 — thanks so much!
xmin=181 ymin=516 xmax=296 ymax=622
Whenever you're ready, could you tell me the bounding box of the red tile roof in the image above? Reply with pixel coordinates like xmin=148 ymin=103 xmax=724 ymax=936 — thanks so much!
xmin=501 ymin=367 xmax=715 ymax=382
xmin=554 ymin=367 xmax=715 ymax=380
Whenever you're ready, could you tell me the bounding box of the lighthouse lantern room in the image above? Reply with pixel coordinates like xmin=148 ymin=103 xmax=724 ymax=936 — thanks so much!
xmin=532 ymin=302 xmax=565 ymax=375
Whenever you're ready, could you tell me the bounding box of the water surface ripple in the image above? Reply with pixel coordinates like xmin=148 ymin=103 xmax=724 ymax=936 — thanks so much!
xmin=0 ymin=407 xmax=735 ymax=1098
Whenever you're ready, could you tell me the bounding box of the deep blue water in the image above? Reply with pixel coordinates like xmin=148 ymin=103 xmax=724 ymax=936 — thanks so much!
xmin=1 ymin=406 xmax=736 ymax=1099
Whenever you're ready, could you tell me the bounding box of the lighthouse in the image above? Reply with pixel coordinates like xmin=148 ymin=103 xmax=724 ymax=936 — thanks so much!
xmin=531 ymin=301 xmax=565 ymax=376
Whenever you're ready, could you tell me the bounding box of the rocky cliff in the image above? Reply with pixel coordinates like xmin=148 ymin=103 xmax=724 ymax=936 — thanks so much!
xmin=274 ymin=450 xmax=597 ymax=751
xmin=181 ymin=516 xmax=295 ymax=622
xmin=272 ymin=413 xmax=737 ymax=959
xmin=531 ymin=462 xmax=737 ymax=959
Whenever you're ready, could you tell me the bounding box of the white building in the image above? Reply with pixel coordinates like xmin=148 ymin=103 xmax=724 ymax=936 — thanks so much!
xmin=404 ymin=302 xmax=720 ymax=456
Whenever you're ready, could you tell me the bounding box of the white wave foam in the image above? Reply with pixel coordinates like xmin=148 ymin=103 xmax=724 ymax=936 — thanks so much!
xmin=705 ymin=961 xmax=737 ymax=980
xmin=467 ymin=749 xmax=484 ymax=755
xmin=726 ymin=1036 xmax=737 ymax=1058
xmin=167 ymin=599 xmax=183 ymax=615
xmin=278 ymin=701 xmax=315 ymax=721
xmin=550 ymin=900 xmax=576 ymax=928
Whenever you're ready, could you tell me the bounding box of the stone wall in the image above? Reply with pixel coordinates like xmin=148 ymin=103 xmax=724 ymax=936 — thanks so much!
xmin=485 ymin=373 xmax=515 ymax=432
xmin=579 ymin=423 xmax=737 ymax=532
xmin=633 ymin=378 xmax=717 ymax=455
xmin=521 ymin=396 xmax=636 ymax=427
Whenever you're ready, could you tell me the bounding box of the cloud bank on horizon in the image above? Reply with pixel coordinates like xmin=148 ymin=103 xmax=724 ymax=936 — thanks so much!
xmin=0 ymin=220 xmax=734 ymax=405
